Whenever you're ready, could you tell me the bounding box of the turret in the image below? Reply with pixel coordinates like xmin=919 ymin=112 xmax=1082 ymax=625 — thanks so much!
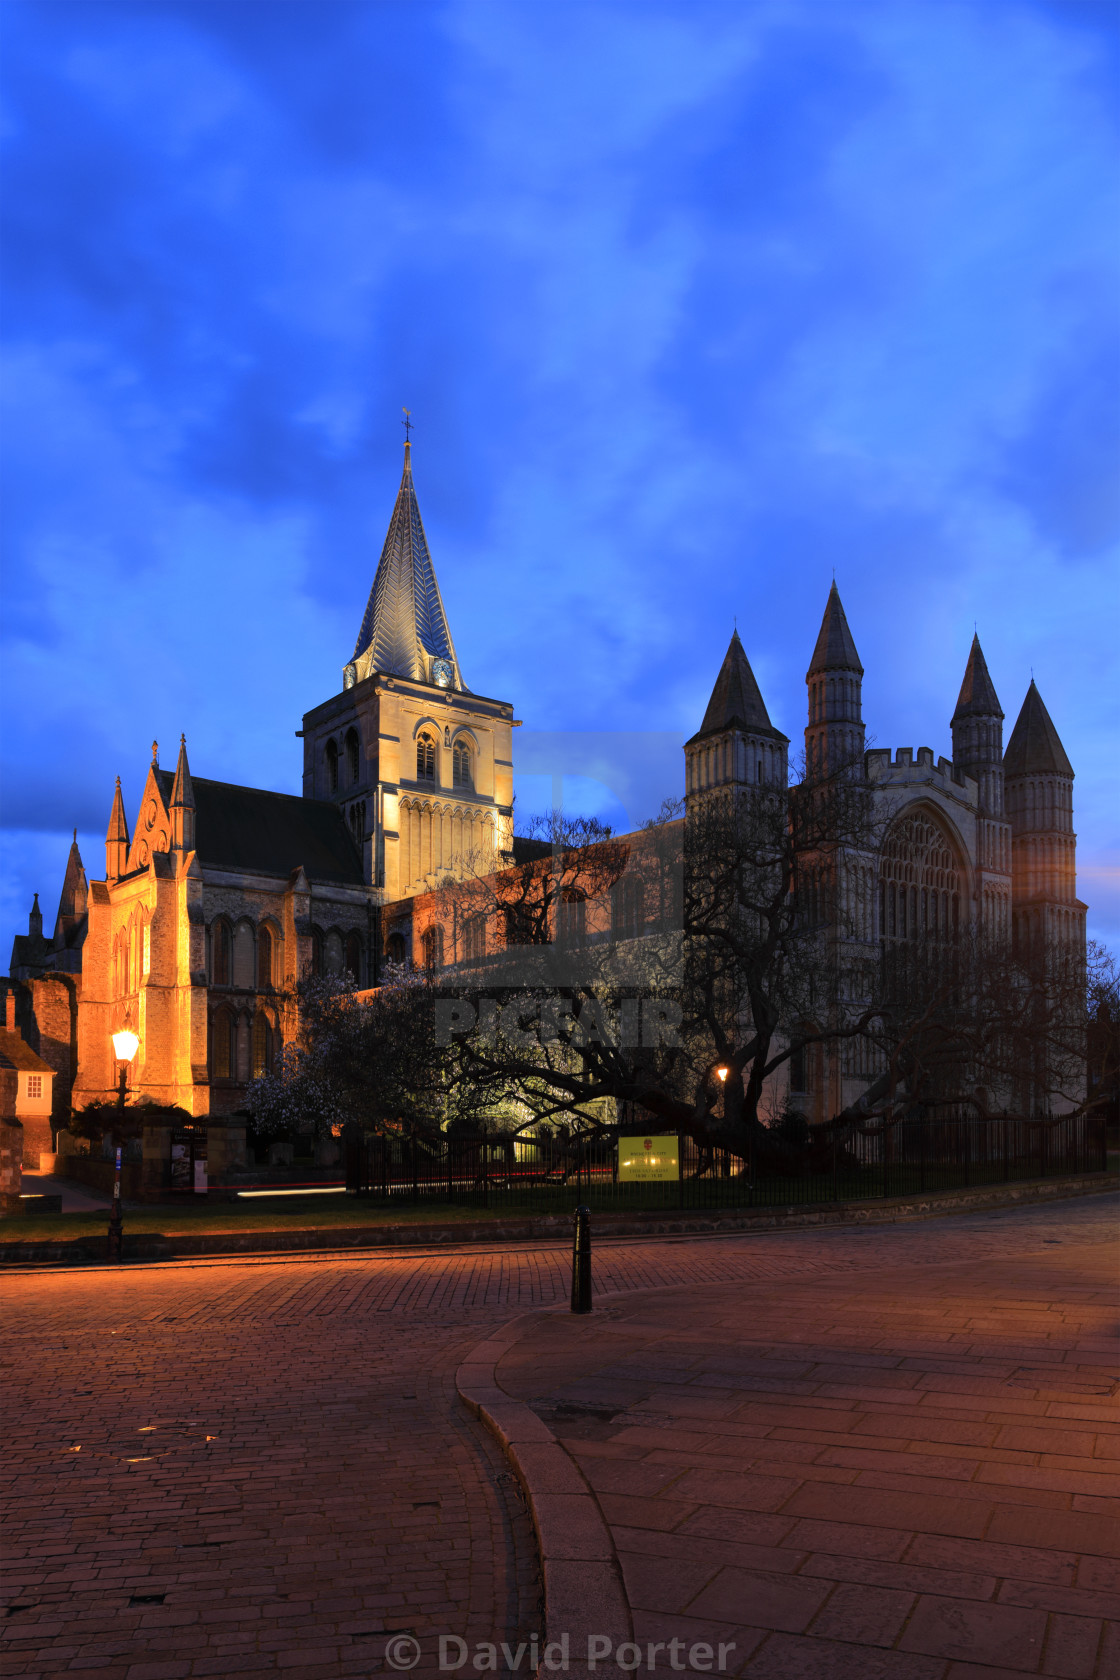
xmin=685 ymin=631 xmax=788 ymax=805
xmin=951 ymin=634 xmax=1004 ymax=817
xmin=1004 ymin=681 xmax=1076 ymax=911
xmin=805 ymin=583 xmax=865 ymax=778
xmin=170 ymin=734 xmax=196 ymax=852
xmin=106 ymin=776 xmax=130 ymax=881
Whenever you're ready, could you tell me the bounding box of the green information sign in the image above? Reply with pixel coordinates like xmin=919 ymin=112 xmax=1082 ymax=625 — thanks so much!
xmin=618 ymin=1134 xmax=680 ymax=1182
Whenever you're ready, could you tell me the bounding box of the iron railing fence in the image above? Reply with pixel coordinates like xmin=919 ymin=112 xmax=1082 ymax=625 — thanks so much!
xmin=345 ymin=1112 xmax=1108 ymax=1214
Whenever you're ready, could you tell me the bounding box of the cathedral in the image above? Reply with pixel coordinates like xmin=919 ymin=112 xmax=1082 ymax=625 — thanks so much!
xmin=4 ymin=441 xmax=1086 ymax=1150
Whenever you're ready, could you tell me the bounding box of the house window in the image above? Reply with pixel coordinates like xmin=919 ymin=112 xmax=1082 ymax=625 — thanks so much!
xmin=558 ymin=890 xmax=586 ymax=946
xmin=453 ymin=742 xmax=472 ymax=789
xmin=345 ymin=727 xmax=360 ymax=785
xmin=345 ymin=930 xmax=362 ymax=982
xmin=258 ymin=925 xmax=273 ymax=990
xmin=417 ymin=733 xmax=436 ymax=781
xmin=326 ymin=738 xmax=339 ymax=793
xmin=612 ymin=876 xmax=644 ymax=941
xmin=27 ymin=1075 xmax=42 ymax=1099
xmin=421 ymin=925 xmax=444 ymax=968
xmin=212 ymin=920 xmax=231 ymax=986
xmin=461 ymin=915 xmax=486 ymax=963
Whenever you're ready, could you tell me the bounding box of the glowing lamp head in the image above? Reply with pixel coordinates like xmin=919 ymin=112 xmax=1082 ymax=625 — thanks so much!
xmin=112 ymin=1028 xmax=140 ymax=1063
xmin=715 ymin=1065 xmax=729 ymax=1083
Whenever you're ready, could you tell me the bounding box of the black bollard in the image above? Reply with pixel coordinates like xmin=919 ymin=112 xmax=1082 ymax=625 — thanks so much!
xmin=107 ymin=1144 xmax=123 ymax=1262
xmin=570 ymin=1204 xmax=592 ymax=1313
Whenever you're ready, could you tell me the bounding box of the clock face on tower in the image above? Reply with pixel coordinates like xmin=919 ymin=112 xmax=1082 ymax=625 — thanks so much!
xmin=431 ymin=658 xmax=453 ymax=689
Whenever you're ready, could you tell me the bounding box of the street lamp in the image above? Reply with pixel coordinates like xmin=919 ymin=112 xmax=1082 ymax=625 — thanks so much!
xmin=108 ymin=1021 xmax=139 ymax=1260
xmin=715 ymin=1065 xmax=729 ymax=1083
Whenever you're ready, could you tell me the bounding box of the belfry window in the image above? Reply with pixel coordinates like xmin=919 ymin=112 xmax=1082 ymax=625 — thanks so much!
xmin=453 ymin=742 xmax=472 ymax=789
xmin=345 ymin=728 xmax=360 ymax=785
xmin=417 ymin=733 xmax=436 ymax=781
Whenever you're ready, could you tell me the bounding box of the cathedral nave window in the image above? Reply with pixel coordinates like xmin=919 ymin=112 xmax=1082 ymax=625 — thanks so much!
xmin=257 ymin=924 xmax=274 ymax=990
xmin=345 ymin=727 xmax=360 ymax=786
xmin=417 ymin=732 xmax=436 ymax=781
xmin=310 ymin=927 xmax=323 ymax=977
xmin=326 ymin=738 xmax=339 ymax=794
xmin=211 ymin=919 xmax=232 ymax=986
xmin=453 ymin=741 xmax=472 ymax=789
xmin=252 ymin=1010 xmax=275 ymax=1077
xmin=210 ymin=1007 xmax=235 ymax=1081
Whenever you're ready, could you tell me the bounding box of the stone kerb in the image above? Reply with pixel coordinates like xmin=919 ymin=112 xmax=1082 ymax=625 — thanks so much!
xmin=457 ymin=1315 xmax=633 ymax=1679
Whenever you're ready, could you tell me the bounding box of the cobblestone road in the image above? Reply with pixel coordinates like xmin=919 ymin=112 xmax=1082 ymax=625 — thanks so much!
xmin=1 ymin=1195 xmax=1115 ymax=1679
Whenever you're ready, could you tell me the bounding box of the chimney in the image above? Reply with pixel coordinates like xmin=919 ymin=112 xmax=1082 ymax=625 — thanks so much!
xmin=5 ymin=989 xmax=17 ymax=1034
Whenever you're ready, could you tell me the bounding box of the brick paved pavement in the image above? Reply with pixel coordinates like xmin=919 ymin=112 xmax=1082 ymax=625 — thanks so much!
xmin=1 ymin=1194 xmax=1115 ymax=1680
xmin=492 ymin=1195 xmax=1119 ymax=1680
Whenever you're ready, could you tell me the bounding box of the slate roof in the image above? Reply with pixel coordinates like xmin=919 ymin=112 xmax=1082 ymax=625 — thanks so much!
xmin=1004 ymin=681 xmax=1074 ymax=779
xmin=0 ymin=1027 xmax=54 ymax=1075
xmin=808 ymin=582 xmax=863 ymax=675
xmin=952 ymin=635 xmax=1003 ymax=721
xmin=351 ymin=441 xmax=465 ymax=689
xmin=154 ymin=772 xmax=364 ymax=884
xmin=689 ymin=632 xmax=788 ymax=745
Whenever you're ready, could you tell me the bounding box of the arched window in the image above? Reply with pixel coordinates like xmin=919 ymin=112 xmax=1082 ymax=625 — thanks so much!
xmin=252 ymin=1011 xmax=275 ymax=1078
xmin=386 ymin=931 xmax=407 ymax=966
xmin=345 ymin=930 xmax=362 ymax=983
xmin=325 ymin=929 xmax=344 ymax=974
xmin=417 ymin=732 xmax=436 ymax=781
xmin=345 ymin=727 xmax=360 ymax=785
xmin=349 ymin=801 xmax=365 ymax=846
xmin=453 ymin=741 xmax=472 ymax=789
xmin=258 ymin=924 xmax=273 ymax=990
xmin=310 ymin=928 xmax=323 ymax=977
xmin=326 ymin=738 xmax=339 ymax=793
xmin=559 ymin=890 xmax=586 ymax=946
xmin=879 ymin=808 xmax=963 ymax=947
xmin=212 ymin=920 xmax=231 ymax=986
xmin=421 ymin=925 xmax=444 ymax=969
xmin=211 ymin=1008 xmax=235 ymax=1081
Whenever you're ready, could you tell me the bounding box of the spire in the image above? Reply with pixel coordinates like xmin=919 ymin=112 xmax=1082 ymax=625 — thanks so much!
xmin=29 ymin=893 xmax=42 ymax=940
xmin=106 ymin=776 xmax=130 ymax=881
xmin=170 ymin=734 xmax=196 ymax=851
xmin=808 ymin=581 xmax=863 ymax=676
xmin=697 ymin=631 xmax=784 ymax=740
xmin=1005 ymin=681 xmax=1073 ymax=778
xmin=350 ymin=440 xmax=465 ymax=691
xmin=952 ymin=634 xmax=1003 ymax=722
xmin=56 ymin=832 xmax=88 ymax=929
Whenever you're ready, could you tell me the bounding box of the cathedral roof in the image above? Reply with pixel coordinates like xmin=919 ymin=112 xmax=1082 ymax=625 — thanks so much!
xmin=154 ymin=771 xmax=364 ymax=884
xmin=351 ymin=440 xmax=465 ymax=690
xmin=952 ymin=634 xmax=1003 ymax=721
xmin=689 ymin=631 xmax=787 ymax=745
xmin=1004 ymin=681 xmax=1073 ymax=779
xmin=808 ymin=582 xmax=863 ymax=676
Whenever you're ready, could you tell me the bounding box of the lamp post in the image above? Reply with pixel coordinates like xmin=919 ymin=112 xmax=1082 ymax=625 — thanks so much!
xmin=108 ymin=1024 xmax=139 ymax=1261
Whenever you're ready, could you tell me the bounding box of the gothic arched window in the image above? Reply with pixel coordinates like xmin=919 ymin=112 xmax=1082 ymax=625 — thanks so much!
xmin=345 ymin=727 xmax=360 ymax=785
xmin=310 ymin=928 xmax=323 ymax=977
xmin=258 ymin=924 xmax=273 ymax=990
xmin=417 ymin=732 xmax=436 ymax=781
xmin=211 ymin=1008 xmax=235 ymax=1081
xmin=211 ymin=919 xmax=231 ymax=986
xmin=453 ymin=741 xmax=472 ymax=789
xmin=349 ymin=801 xmax=366 ymax=846
xmin=345 ymin=930 xmax=362 ymax=983
xmin=326 ymin=738 xmax=339 ymax=794
xmin=559 ymin=889 xmax=586 ymax=946
xmin=252 ymin=1010 xmax=275 ymax=1077
xmin=421 ymin=925 xmax=444 ymax=969
xmin=879 ymin=808 xmax=963 ymax=946
xmin=386 ymin=931 xmax=407 ymax=966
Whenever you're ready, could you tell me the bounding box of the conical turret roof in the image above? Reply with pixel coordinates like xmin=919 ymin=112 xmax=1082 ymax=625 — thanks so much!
xmin=808 ymin=582 xmax=863 ymax=675
xmin=351 ymin=441 xmax=464 ymax=689
xmin=1004 ymin=681 xmax=1073 ymax=778
xmin=952 ymin=634 xmax=1003 ymax=721
xmin=56 ymin=831 xmax=88 ymax=925
xmin=690 ymin=632 xmax=787 ymax=743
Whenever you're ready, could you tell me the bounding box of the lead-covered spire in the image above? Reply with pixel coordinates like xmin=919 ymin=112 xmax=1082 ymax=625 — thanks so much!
xmin=349 ymin=440 xmax=465 ymax=691
xmin=805 ymin=582 xmax=865 ymax=777
xmin=951 ymin=633 xmax=1004 ymax=817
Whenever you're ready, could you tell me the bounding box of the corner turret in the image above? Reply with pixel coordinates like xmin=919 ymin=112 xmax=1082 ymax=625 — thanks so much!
xmin=805 ymin=583 xmax=865 ymax=778
xmin=685 ymin=631 xmax=788 ymax=805
xmin=1004 ymin=681 xmax=1077 ymax=914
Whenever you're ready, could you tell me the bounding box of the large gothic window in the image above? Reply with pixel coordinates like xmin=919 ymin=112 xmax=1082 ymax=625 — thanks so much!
xmin=453 ymin=741 xmax=472 ymax=789
xmin=879 ymin=808 xmax=963 ymax=946
xmin=417 ymin=732 xmax=436 ymax=781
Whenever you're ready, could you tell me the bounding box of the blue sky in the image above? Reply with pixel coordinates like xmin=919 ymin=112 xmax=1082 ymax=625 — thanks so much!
xmin=1 ymin=0 xmax=1117 ymax=957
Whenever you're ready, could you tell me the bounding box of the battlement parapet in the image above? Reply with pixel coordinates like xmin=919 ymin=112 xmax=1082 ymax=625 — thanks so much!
xmin=865 ymin=747 xmax=978 ymax=807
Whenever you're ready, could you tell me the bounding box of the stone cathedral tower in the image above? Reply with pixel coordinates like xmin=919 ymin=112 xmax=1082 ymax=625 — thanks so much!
xmin=300 ymin=441 xmax=516 ymax=906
